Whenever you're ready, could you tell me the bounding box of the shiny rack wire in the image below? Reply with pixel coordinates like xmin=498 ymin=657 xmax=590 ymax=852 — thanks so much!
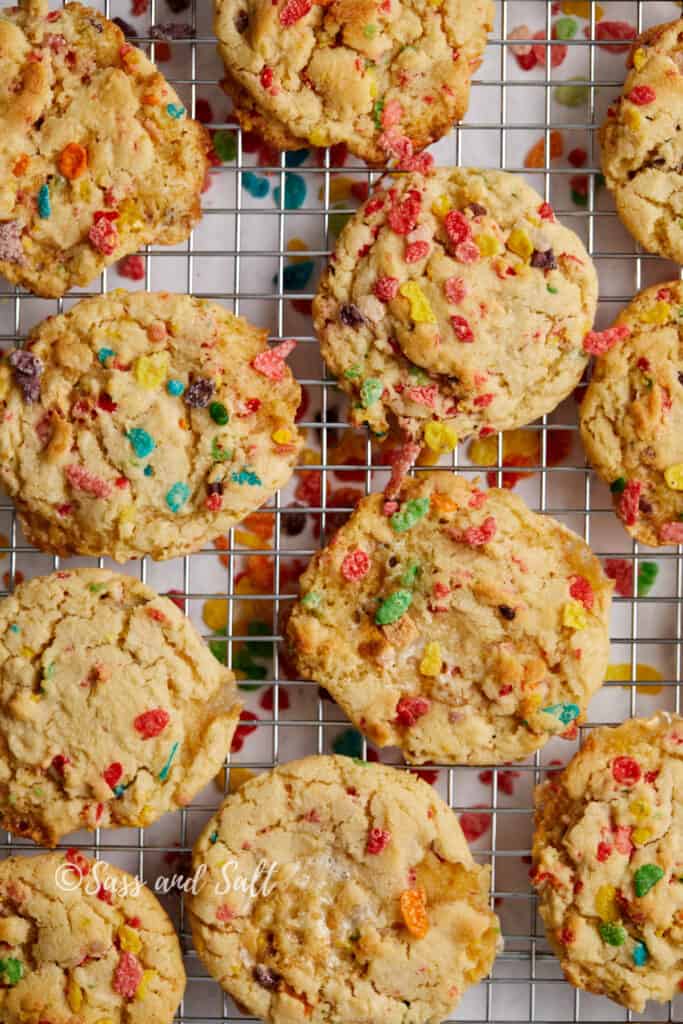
xmin=0 ymin=0 xmax=681 ymax=1022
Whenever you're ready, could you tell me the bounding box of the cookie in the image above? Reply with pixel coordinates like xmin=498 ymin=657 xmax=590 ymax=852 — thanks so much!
xmin=580 ymin=282 xmax=683 ymax=547
xmin=0 ymin=290 xmax=303 ymax=561
xmin=532 ymin=713 xmax=683 ymax=1012
xmin=214 ymin=0 xmax=493 ymax=165
xmin=287 ymin=472 xmax=613 ymax=765
xmin=600 ymin=19 xmax=683 ymax=264
xmin=0 ymin=0 xmax=208 ymax=297
xmin=0 ymin=568 xmax=240 ymax=845
xmin=314 ymin=168 xmax=598 ymax=449
xmin=188 ymin=755 xmax=500 ymax=1024
xmin=0 ymin=850 xmax=185 ymax=1022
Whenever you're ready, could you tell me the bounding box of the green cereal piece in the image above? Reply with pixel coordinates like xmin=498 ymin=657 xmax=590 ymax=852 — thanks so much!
xmin=344 ymin=365 xmax=361 ymax=380
xmin=246 ymin=620 xmax=271 ymax=659
xmin=213 ymin=130 xmax=237 ymax=162
xmin=400 ymin=562 xmax=421 ymax=587
xmin=373 ymin=99 xmax=384 ymax=130
xmin=637 ymin=561 xmax=659 ymax=596
xmin=610 ymin=477 xmax=626 ymax=494
xmin=360 ymin=378 xmax=383 ymax=408
xmin=332 ymin=728 xmax=363 ymax=758
xmin=554 ymin=16 xmax=577 ymax=40
xmin=0 ymin=958 xmax=23 ymax=986
xmin=598 ymin=922 xmax=626 ymax=946
xmin=634 ymin=863 xmax=664 ymax=897
xmin=554 ymin=81 xmax=590 ymax=108
xmin=375 ymin=589 xmax=412 ymax=625
xmin=391 ymin=497 xmax=430 ymax=533
xmin=211 ymin=437 xmax=232 ymax=462
xmin=302 ymin=591 xmax=322 ymax=609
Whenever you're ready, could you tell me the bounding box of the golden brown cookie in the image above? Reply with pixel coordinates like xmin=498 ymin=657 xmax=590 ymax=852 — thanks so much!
xmin=214 ymin=0 xmax=493 ymax=165
xmin=287 ymin=472 xmax=613 ymax=765
xmin=0 ymin=0 xmax=208 ymax=297
xmin=0 ymin=291 xmax=302 ymax=561
xmin=188 ymin=755 xmax=501 ymax=1024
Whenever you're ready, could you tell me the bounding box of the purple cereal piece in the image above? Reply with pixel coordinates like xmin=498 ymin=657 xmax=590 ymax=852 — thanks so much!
xmin=8 ymin=349 xmax=43 ymax=404
xmin=150 ymin=22 xmax=194 ymax=39
xmin=253 ymin=964 xmax=281 ymax=990
xmin=0 ymin=222 xmax=25 ymax=266
xmin=530 ymin=248 xmax=557 ymax=270
xmin=339 ymin=304 xmax=365 ymax=328
xmin=185 ymin=377 xmax=215 ymax=408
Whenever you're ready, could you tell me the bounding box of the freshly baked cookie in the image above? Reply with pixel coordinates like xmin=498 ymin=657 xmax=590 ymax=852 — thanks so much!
xmin=287 ymin=472 xmax=612 ymax=765
xmin=0 ymin=0 xmax=208 ymax=297
xmin=0 ymin=568 xmax=240 ymax=845
xmin=314 ymin=168 xmax=598 ymax=448
xmin=0 ymin=290 xmax=302 ymax=561
xmin=214 ymin=0 xmax=493 ymax=165
xmin=532 ymin=713 xmax=683 ymax=1012
xmin=600 ymin=19 xmax=683 ymax=264
xmin=580 ymin=282 xmax=683 ymax=547
xmin=0 ymin=850 xmax=185 ymax=1022
xmin=188 ymin=755 xmax=500 ymax=1024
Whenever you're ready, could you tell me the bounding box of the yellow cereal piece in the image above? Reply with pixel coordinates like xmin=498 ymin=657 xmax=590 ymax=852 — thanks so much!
xmin=117 ymin=924 xmax=142 ymax=954
xmin=624 ymin=107 xmax=642 ymax=131
xmin=522 ymin=693 xmax=542 ymax=715
xmin=95 ymin=1019 xmax=113 ymax=1024
xmin=423 ymin=421 xmax=458 ymax=453
xmin=562 ymin=600 xmax=587 ymax=630
xmin=272 ymin=428 xmax=293 ymax=445
xmin=67 ymin=977 xmax=82 ymax=1012
xmin=203 ymin=598 xmax=228 ymax=632
xmin=318 ymin=177 xmax=354 ymax=202
xmin=118 ymin=505 xmax=136 ymax=525
xmin=117 ymin=198 xmax=143 ymax=232
xmin=234 ymin=530 xmax=263 ymax=550
xmin=309 ymin=128 xmax=331 ymax=147
xmin=217 ymin=764 xmax=256 ymax=792
xmin=367 ymin=68 xmax=378 ymax=100
xmin=595 ymin=884 xmax=618 ymax=923
xmin=507 ymin=227 xmax=534 ymax=262
xmin=431 ymin=194 xmax=452 ymax=217
xmin=639 ymin=301 xmax=671 ymax=325
xmin=664 ymin=463 xmax=683 ymax=490
xmin=606 ymin=662 xmax=663 ymax=696
xmin=469 ymin=435 xmax=498 ymax=466
xmin=629 ymin=798 xmax=650 ymax=821
xmin=21 ymin=647 xmax=34 ymax=660
xmin=300 ymin=447 xmax=321 ymax=465
xmin=287 ymin=238 xmax=310 ymax=263
xmin=632 ymin=827 xmax=652 ymax=845
xmin=135 ymin=969 xmax=157 ymax=1001
xmin=632 ymin=47 xmax=647 ymax=71
xmin=399 ymin=281 xmax=437 ymax=323
xmin=468 ymin=429 xmax=538 ymax=467
xmin=134 ymin=352 xmax=168 ymax=390
xmin=561 ymin=0 xmax=603 ymax=18
xmin=475 ymin=233 xmax=500 ymax=258
xmin=0 ymin=365 xmax=10 ymax=402
xmin=419 ymin=641 xmax=442 ymax=676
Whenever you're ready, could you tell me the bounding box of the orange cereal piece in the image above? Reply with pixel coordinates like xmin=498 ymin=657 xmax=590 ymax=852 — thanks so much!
xmin=12 ymin=154 xmax=29 ymax=177
xmin=400 ymin=886 xmax=429 ymax=938
xmin=58 ymin=143 xmax=88 ymax=180
xmin=524 ymin=130 xmax=564 ymax=169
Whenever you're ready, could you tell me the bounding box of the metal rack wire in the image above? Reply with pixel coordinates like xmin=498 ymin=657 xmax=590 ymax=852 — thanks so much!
xmin=0 ymin=0 xmax=681 ymax=1021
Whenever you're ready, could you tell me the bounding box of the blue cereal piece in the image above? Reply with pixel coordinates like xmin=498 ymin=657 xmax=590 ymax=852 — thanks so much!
xmin=98 ymin=347 xmax=115 ymax=364
xmin=38 ymin=184 xmax=51 ymax=219
xmin=542 ymin=702 xmax=580 ymax=725
xmin=285 ymin=149 xmax=310 ymax=168
xmin=274 ymin=173 xmax=306 ymax=210
xmin=126 ymin=428 xmax=155 ymax=458
xmin=166 ymin=103 xmax=186 ymax=119
xmin=243 ymin=172 xmax=269 ymax=199
xmin=632 ymin=941 xmax=648 ymax=967
xmin=166 ymin=481 xmax=190 ymax=512
xmin=167 ymin=379 xmax=185 ymax=396
xmin=158 ymin=741 xmax=180 ymax=781
xmin=282 ymin=260 xmax=314 ymax=291
xmin=231 ymin=468 xmax=262 ymax=486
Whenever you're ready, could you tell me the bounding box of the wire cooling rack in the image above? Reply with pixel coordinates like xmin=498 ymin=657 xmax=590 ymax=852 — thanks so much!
xmin=0 ymin=0 xmax=682 ymax=1021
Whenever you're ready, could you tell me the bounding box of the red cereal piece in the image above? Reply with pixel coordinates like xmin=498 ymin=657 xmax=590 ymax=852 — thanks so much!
xmin=588 ymin=20 xmax=636 ymax=53
xmin=444 ymin=209 xmax=471 ymax=247
xmin=459 ymin=808 xmax=490 ymax=842
xmin=117 ymin=254 xmax=145 ymax=280
xmin=604 ymin=558 xmax=633 ymax=596
xmin=462 ymin=516 xmax=496 ymax=546
xmin=405 ymin=240 xmax=430 ymax=263
xmin=454 ymin=239 xmax=480 ymax=264
xmin=450 ymin=314 xmax=473 ymax=342
xmin=387 ymin=189 xmax=421 ymax=235
xmin=531 ymin=28 xmax=567 ymax=68
xmin=88 ymin=211 xmax=119 ymax=256
xmin=395 ymin=696 xmax=430 ymax=726
xmin=569 ymin=575 xmax=594 ymax=610
xmin=400 ymin=151 xmax=434 ymax=175
xmin=260 ymin=66 xmax=274 ymax=90
xmin=103 ymin=762 xmax=123 ymax=789
xmin=65 ymin=464 xmax=112 ymax=499
xmin=113 ymin=951 xmax=143 ymax=999
xmin=582 ymin=324 xmax=630 ymax=355
xmin=364 ymin=195 xmax=385 ymax=217
xmin=538 ymin=201 xmax=555 ymax=222
xmin=66 ymin=848 xmax=90 ymax=877
xmin=251 ymin=339 xmax=296 ymax=381
xmin=134 ymin=708 xmax=170 ymax=739
xmin=366 ymin=827 xmax=391 ymax=854
xmin=515 ymin=51 xmax=537 ymax=71
xmin=628 ymin=85 xmax=656 ymax=106
xmin=341 ymin=548 xmax=370 ymax=581
xmin=612 ymin=756 xmax=641 ymax=786
xmin=568 ymin=147 xmax=587 ymax=168
xmin=205 ymin=493 xmax=222 ymax=511
xmin=381 ymin=99 xmax=403 ymax=128
xmin=443 ymin=276 xmax=466 ymax=304
xmin=618 ymin=479 xmax=642 ymax=526
xmin=473 ymin=393 xmax=493 ymax=407
xmin=596 ymin=841 xmax=612 ymax=862
xmin=195 ymin=98 xmax=213 ymax=124
xmin=660 ymin=522 xmax=683 ymax=544
xmin=216 ymin=903 xmax=235 ymax=922
xmin=231 ymin=709 xmax=259 ymax=754
xmin=279 ymin=0 xmax=312 ymax=26
xmin=374 ymin=276 xmax=399 ymax=301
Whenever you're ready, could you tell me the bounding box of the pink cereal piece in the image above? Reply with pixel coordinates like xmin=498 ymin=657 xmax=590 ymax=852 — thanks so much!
xmin=378 ymin=130 xmax=413 ymax=163
xmin=88 ymin=212 xmax=119 ymax=256
xmin=366 ymin=827 xmax=391 ymax=854
xmin=216 ymin=903 xmax=235 ymax=922
xmin=463 ymin=516 xmax=497 ymax=546
xmin=381 ymin=99 xmax=403 ymax=128
xmin=473 ymin=393 xmax=493 ymax=407
xmin=387 ymin=189 xmax=421 ymax=235
xmin=444 ymin=210 xmax=471 ymax=247
xmin=444 ymin=276 xmax=466 ymax=304
xmin=385 ymin=441 xmax=421 ymax=499
xmin=341 ymin=548 xmax=370 ymax=581
xmin=251 ymin=339 xmax=296 ymax=381
xmin=468 ymin=489 xmax=487 ymax=509
xmin=451 ymin=315 xmax=473 ymax=342
xmin=405 ymin=240 xmax=430 ymax=263
xmin=582 ymin=324 xmax=630 ymax=355
xmin=613 ymin=825 xmax=634 ymax=856
xmin=383 ymin=500 xmax=399 ymax=515
xmin=454 ymin=239 xmax=480 ymax=264
xmin=395 ymin=696 xmax=430 ymax=726
xmin=65 ymin=464 xmax=112 ymax=499
xmin=400 ymin=151 xmax=435 ymax=174
xmin=569 ymin=574 xmax=594 ymax=610
xmin=507 ymin=24 xmax=532 ymax=56
xmin=374 ymin=275 xmax=399 ymax=301
xmin=113 ymin=951 xmax=143 ymax=999
xmin=404 ymin=385 xmax=438 ymax=409
xmin=618 ymin=479 xmax=642 ymax=527
xmin=660 ymin=521 xmax=683 ymax=544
